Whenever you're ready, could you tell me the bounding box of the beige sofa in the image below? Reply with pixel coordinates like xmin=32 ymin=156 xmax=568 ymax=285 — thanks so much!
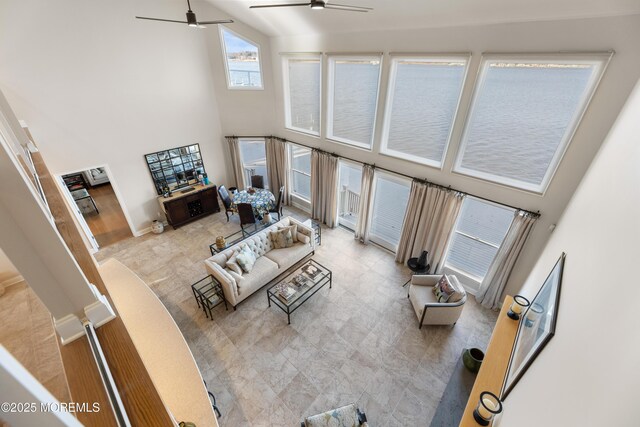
xmin=204 ymin=217 xmax=314 ymax=308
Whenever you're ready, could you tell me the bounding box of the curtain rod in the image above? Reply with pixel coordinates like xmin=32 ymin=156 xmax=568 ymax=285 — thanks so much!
xmin=226 ymin=135 xmax=540 ymax=218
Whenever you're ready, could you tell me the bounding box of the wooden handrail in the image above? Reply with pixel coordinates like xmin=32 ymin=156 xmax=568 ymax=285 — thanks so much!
xmin=30 ymin=148 xmax=175 ymax=426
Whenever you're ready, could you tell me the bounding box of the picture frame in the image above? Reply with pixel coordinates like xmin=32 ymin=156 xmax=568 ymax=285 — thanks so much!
xmin=501 ymin=252 xmax=566 ymax=400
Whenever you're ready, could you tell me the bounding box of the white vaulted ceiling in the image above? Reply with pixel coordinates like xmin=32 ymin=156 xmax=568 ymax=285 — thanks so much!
xmin=204 ymin=0 xmax=640 ymax=36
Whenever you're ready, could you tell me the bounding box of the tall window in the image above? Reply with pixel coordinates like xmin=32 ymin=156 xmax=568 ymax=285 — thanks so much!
xmin=369 ymin=172 xmax=411 ymax=251
xmin=454 ymin=54 xmax=609 ymax=193
xmin=219 ymin=26 xmax=263 ymax=89
xmin=381 ymin=55 xmax=468 ymax=167
xmin=238 ymin=139 xmax=269 ymax=188
xmin=327 ymin=55 xmax=382 ymax=149
xmin=444 ymin=198 xmax=514 ymax=287
xmin=283 ymin=54 xmax=321 ymax=136
xmin=337 ymin=161 xmax=362 ymax=231
xmin=290 ymin=145 xmax=311 ymax=201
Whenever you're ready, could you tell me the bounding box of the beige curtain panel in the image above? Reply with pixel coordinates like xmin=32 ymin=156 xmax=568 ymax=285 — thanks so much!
xmin=476 ymin=211 xmax=538 ymax=310
xmin=354 ymin=164 xmax=374 ymax=243
xmin=226 ymin=136 xmax=245 ymax=190
xmin=266 ymin=137 xmax=290 ymax=204
xmin=395 ymin=181 xmax=464 ymax=272
xmin=311 ymin=150 xmax=339 ymax=227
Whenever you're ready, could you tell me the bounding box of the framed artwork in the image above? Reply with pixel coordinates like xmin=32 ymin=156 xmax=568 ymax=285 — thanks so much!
xmin=501 ymin=252 xmax=566 ymax=399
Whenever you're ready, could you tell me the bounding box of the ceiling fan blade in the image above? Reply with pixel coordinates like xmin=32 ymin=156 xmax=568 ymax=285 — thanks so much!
xmin=135 ymin=16 xmax=189 ymax=24
xmin=250 ymin=3 xmax=311 ymax=8
xmin=197 ymin=19 xmax=235 ymax=24
xmin=325 ymin=3 xmax=372 ymax=11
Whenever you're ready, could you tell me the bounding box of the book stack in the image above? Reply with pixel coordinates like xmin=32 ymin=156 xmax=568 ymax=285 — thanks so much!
xmin=292 ymin=274 xmax=308 ymax=287
xmin=274 ymin=283 xmax=296 ymax=302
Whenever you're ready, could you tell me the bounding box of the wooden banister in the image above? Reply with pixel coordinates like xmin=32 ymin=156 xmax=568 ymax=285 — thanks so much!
xmin=30 ymin=149 xmax=175 ymax=426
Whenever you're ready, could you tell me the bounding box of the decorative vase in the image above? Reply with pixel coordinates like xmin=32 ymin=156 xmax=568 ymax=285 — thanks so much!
xmin=151 ymin=220 xmax=164 ymax=234
xmin=215 ymin=236 xmax=226 ymax=249
xmin=462 ymin=348 xmax=485 ymax=373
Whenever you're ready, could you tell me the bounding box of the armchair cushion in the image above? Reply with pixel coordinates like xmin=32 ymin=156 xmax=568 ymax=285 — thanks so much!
xmin=434 ymin=275 xmax=465 ymax=303
xmin=409 ymin=274 xmax=466 ymax=327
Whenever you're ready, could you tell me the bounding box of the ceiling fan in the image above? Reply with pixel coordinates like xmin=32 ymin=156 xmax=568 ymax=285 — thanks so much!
xmin=136 ymin=0 xmax=234 ymax=28
xmin=250 ymin=0 xmax=372 ymax=13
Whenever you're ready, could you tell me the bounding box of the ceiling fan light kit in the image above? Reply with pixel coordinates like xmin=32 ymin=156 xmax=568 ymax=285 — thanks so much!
xmin=250 ymin=0 xmax=373 ymax=13
xmin=136 ymin=0 xmax=234 ymax=28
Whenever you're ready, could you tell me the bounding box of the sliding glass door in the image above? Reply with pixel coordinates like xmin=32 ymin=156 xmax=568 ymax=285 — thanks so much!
xmin=369 ymin=172 xmax=411 ymax=251
xmin=337 ymin=161 xmax=362 ymax=231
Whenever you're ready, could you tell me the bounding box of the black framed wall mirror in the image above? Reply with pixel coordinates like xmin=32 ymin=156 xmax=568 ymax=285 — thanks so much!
xmin=145 ymin=144 xmax=206 ymax=195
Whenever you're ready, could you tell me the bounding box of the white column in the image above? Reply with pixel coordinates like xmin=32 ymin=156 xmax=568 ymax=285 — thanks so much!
xmin=0 ymin=90 xmax=115 ymax=343
xmin=0 ymin=345 xmax=84 ymax=427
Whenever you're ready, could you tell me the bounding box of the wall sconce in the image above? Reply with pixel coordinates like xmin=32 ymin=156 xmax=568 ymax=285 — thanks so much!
xmin=473 ymin=391 xmax=503 ymax=425
xmin=507 ymin=295 xmax=530 ymax=320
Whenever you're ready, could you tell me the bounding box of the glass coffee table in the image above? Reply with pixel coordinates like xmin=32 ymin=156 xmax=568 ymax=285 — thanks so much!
xmin=267 ymin=259 xmax=332 ymax=324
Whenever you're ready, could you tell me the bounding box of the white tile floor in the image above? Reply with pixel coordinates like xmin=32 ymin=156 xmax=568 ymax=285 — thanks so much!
xmin=95 ymin=207 xmax=497 ymax=426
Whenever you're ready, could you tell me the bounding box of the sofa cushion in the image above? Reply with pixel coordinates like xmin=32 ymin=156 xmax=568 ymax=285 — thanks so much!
xmin=246 ymin=233 xmax=272 ymax=257
xmin=278 ymin=224 xmax=298 ymax=243
xmin=409 ymin=283 xmax=438 ymax=318
xmin=297 ymin=232 xmax=310 ymax=245
xmin=226 ymin=252 xmax=242 ymax=275
xmin=270 ymin=228 xmax=294 ymax=249
xmin=238 ymin=257 xmax=279 ymax=297
xmin=236 ymin=246 xmax=257 ymax=273
xmin=264 ymin=242 xmax=311 ymax=270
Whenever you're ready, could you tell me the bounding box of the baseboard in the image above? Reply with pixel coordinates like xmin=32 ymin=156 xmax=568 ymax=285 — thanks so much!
xmin=134 ymin=227 xmax=151 ymax=237
xmin=0 ymin=274 xmax=24 ymax=288
xmin=134 ymin=220 xmax=169 ymax=237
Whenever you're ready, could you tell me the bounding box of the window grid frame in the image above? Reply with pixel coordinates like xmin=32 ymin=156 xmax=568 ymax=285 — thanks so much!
xmin=219 ymin=25 xmax=264 ymax=91
xmin=367 ymin=170 xmax=412 ymax=252
xmin=282 ymin=53 xmax=322 ymax=137
xmin=326 ymin=54 xmax=383 ymax=151
xmin=380 ymin=54 xmax=471 ymax=169
xmin=238 ymin=138 xmax=268 ymax=188
xmin=452 ymin=52 xmax=611 ymax=194
xmin=289 ymin=144 xmax=312 ymax=202
xmin=443 ymin=196 xmax=515 ymax=282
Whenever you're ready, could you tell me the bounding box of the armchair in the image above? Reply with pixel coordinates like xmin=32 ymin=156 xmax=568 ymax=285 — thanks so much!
xmin=301 ymin=403 xmax=368 ymax=427
xmin=408 ymin=274 xmax=466 ymax=329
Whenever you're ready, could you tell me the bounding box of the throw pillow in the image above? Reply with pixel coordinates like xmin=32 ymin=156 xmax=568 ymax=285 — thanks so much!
xmin=446 ymin=276 xmax=465 ymax=302
xmin=297 ymin=232 xmax=310 ymax=245
xmin=435 ymin=275 xmax=453 ymax=303
xmin=269 ymin=228 xmax=293 ymax=249
xmin=278 ymin=224 xmax=298 ymax=242
xmin=235 ymin=246 xmax=256 ymax=273
xmin=226 ymin=253 xmax=243 ymax=276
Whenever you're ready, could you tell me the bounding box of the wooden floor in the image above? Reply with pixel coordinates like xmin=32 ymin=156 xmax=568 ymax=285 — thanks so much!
xmin=84 ymin=184 xmax=132 ymax=248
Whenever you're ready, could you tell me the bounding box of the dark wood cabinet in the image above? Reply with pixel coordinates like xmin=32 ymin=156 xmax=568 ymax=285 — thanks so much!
xmin=158 ymin=184 xmax=220 ymax=229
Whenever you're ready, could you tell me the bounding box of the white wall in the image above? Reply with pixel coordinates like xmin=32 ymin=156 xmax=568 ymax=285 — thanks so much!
xmin=496 ymin=78 xmax=640 ymax=426
xmin=266 ymin=14 xmax=640 ymax=298
xmin=0 ymin=0 xmax=229 ymax=234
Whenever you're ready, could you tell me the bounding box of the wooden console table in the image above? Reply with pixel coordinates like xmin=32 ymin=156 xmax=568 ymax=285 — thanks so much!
xmin=158 ymin=183 xmax=219 ymax=229
xmin=459 ymin=295 xmax=518 ymax=427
